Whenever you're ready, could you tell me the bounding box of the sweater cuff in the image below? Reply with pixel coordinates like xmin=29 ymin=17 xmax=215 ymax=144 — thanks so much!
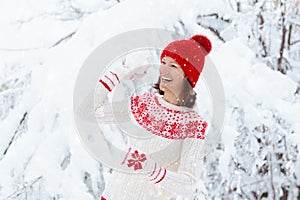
xmin=148 ymin=163 xmax=167 ymax=184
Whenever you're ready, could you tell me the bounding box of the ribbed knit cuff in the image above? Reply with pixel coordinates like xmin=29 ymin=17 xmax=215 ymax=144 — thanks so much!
xmin=148 ymin=163 xmax=167 ymax=184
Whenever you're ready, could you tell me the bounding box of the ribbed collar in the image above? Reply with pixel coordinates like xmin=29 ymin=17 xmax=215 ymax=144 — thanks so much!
xmin=154 ymin=93 xmax=194 ymax=112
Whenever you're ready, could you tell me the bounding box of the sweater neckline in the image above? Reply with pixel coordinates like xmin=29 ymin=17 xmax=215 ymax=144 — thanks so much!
xmin=154 ymin=93 xmax=194 ymax=112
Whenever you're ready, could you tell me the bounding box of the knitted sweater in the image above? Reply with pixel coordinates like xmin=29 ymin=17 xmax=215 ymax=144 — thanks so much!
xmin=100 ymin=92 xmax=208 ymax=200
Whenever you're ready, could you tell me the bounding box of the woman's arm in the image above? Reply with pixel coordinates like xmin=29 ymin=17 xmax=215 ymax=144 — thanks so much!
xmin=94 ymin=99 xmax=131 ymax=123
xmin=91 ymin=64 xmax=137 ymax=123
xmin=94 ymin=64 xmax=149 ymax=123
xmin=76 ymin=90 xmax=130 ymax=125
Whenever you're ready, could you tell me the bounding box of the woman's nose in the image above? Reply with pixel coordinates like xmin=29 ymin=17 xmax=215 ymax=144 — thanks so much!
xmin=159 ymin=64 xmax=168 ymax=74
xmin=160 ymin=62 xmax=171 ymax=69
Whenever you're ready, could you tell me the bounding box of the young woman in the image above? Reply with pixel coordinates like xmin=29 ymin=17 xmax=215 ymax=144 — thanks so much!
xmin=97 ymin=34 xmax=212 ymax=200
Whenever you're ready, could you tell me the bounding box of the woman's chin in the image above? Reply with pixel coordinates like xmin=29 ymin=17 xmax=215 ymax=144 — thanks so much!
xmin=159 ymin=83 xmax=168 ymax=91
xmin=159 ymin=84 xmax=166 ymax=92
xmin=159 ymin=85 xmax=175 ymax=94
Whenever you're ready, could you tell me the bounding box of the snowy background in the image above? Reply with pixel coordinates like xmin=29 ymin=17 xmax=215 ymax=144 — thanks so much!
xmin=1 ymin=0 xmax=300 ymax=199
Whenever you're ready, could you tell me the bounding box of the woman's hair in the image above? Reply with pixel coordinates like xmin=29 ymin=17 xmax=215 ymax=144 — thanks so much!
xmin=152 ymin=76 xmax=197 ymax=108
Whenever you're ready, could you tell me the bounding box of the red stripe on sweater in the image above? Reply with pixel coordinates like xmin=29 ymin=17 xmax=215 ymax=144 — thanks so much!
xmin=121 ymin=147 xmax=132 ymax=165
xmin=149 ymin=167 xmax=162 ymax=182
xmin=99 ymin=80 xmax=112 ymax=92
xmin=155 ymin=168 xmax=167 ymax=184
xmin=149 ymin=163 xmax=157 ymax=177
xmin=110 ymin=71 xmax=120 ymax=83
xmin=104 ymin=75 xmax=115 ymax=87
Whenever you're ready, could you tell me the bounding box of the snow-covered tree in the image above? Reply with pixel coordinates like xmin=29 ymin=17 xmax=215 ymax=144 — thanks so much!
xmin=222 ymin=106 xmax=299 ymax=199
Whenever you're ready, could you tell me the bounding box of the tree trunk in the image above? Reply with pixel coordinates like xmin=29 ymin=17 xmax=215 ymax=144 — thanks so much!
xmin=277 ymin=5 xmax=287 ymax=74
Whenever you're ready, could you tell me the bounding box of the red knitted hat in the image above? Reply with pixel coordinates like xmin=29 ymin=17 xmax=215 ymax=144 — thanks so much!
xmin=160 ymin=34 xmax=212 ymax=88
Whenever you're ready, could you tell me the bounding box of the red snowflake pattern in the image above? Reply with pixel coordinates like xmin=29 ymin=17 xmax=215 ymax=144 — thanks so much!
xmin=169 ymin=122 xmax=183 ymax=137
xmin=127 ymin=150 xmax=147 ymax=171
xmin=130 ymin=92 xmax=207 ymax=140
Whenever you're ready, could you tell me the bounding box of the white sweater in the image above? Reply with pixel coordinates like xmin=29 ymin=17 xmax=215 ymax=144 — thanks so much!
xmin=101 ymin=92 xmax=208 ymax=200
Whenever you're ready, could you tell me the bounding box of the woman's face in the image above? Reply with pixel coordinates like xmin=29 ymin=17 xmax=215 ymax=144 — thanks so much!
xmin=159 ymin=56 xmax=186 ymax=97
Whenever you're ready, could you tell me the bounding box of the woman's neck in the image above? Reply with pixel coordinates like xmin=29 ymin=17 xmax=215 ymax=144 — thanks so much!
xmin=163 ymin=91 xmax=180 ymax=106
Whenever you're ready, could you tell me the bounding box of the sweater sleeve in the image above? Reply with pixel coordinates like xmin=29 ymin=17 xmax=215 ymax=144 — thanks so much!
xmin=148 ymin=137 xmax=206 ymax=197
xmin=98 ymin=64 xmax=148 ymax=93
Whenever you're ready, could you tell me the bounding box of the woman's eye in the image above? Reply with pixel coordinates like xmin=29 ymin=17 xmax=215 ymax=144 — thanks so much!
xmin=171 ymin=64 xmax=177 ymax=68
xmin=161 ymin=61 xmax=166 ymax=64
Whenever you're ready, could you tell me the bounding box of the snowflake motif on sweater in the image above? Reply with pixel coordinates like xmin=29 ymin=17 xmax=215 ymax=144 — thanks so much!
xmin=130 ymin=92 xmax=207 ymax=140
xmin=127 ymin=150 xmax=147 ymax=170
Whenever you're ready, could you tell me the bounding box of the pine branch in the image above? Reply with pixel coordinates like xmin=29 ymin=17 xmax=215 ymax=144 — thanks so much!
xmin=5 ymin=175 xmax=43 ymax=199
xmin=2 ymin=112 xmax=28 ymax=157
xmin=196 ymin=22 xmax=225 ymax=43
xmin=51 ymin=31 xmax=77 ymax=48
xmin=197 ymin=13 xmax=232 ymax=23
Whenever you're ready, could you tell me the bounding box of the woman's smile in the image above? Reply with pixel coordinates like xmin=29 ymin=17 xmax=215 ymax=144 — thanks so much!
xmin=161 ymin=76 xmax=173 ymax=83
